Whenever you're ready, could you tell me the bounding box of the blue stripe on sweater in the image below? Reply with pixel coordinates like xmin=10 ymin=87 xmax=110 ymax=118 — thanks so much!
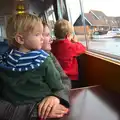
xmin=0 ymin=49 xmax=49 ymax=72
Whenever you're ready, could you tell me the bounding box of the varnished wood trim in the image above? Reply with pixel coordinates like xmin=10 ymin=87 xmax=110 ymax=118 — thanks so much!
xmin=85 ymin=51 xmax=120 ymax=66
xmin=71 ymin=85 xmax=100 ymax=91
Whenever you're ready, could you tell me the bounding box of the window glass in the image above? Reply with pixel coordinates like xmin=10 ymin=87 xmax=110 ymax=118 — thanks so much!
xmin=46 ymin=5 xmax=56 ymax=38
xmin=65 ymin=0 xmax=120 ymax=60
xmin=0 ymin=16 xmax=6 ymax=42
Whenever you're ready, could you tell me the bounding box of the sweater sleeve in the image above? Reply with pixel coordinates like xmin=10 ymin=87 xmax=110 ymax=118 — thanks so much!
xmin=72 ymin=42 xmax=86 ymax=56
xmin=44 ymin=56 xmax=70 ymax=107
xmin=49 ymin=53 xmax=71 ymax=107
xmin=44 ymin=56 xmax=64 ymax=92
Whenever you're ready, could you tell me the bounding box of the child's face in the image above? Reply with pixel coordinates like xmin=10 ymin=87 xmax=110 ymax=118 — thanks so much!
xmin=17 ymin=22 xmax=44 ymax=52
xmin=42 ymin=25 xmax=52 ymax=51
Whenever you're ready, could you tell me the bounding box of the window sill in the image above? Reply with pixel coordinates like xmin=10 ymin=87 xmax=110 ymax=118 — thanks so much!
xmin=85 ymin=50 xmax=120 ymax=66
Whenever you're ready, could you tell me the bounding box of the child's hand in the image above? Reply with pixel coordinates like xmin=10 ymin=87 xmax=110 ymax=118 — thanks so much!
xmin=38 ymin=96 xmax=60 ymax=119
xmin=71 ymin=35 xmax=78 ymax=43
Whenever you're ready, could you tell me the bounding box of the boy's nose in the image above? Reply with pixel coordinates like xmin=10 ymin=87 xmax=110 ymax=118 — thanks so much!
xmin=41 ymin=35 xmax=44 ymax=41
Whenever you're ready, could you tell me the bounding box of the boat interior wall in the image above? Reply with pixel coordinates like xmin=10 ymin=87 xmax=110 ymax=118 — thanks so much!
xmin=0 ymin=0 xmax=14 ymax=16
xmin=29 ymin=0 xmax=54 ymax=15
xmin=0 ymin=0 xmax=54 ymax=16
xmin=0 ymin=0 xmax=68 ymax=22
xmin=77 ymin=53 xmax=120 ymax=93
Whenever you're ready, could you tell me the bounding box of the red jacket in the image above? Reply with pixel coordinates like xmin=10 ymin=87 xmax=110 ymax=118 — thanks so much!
xmin=51 ymin=38 xmax=86 ymax=80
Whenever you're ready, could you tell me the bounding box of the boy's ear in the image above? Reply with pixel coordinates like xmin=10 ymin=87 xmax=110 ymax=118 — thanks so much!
xmin=66 ymin=33 xmax=73 ymax=41
xmin=66 ymin=34 xmax=70 ymax=39
xmin=15 ymin=34 xmax=24 ymax=45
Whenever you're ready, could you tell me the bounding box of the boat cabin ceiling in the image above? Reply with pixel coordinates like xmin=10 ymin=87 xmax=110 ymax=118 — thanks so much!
xmin=0 ymin=0 xmax=68 ymax=20
xmin=0 ymin=0 xmax=54 ymax=15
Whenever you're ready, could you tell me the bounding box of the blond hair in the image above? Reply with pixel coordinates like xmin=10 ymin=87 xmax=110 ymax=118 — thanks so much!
xmin=54 ymin=19 xmax=74 ymax=39
xmin=6 ymin=13 xmax=42 ymax=48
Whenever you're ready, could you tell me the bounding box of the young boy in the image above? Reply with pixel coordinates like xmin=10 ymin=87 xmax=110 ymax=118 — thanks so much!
xmin=51 ymin=19 xmax=86 ymax=88
xmin=0 ymin=14 xmax=69 ymax=119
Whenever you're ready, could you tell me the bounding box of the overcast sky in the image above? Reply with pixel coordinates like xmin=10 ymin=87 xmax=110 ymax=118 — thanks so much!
xmin=66 ymin=0 xmax=120 ymax=24
xmin=83 ymin=0 xmax=120 ymax=16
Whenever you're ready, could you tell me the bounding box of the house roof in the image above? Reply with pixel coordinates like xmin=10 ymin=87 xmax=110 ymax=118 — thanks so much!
xmin=115 ymin=17 xmax=120 ymax=27
xmin=91 ymin=20 xmax=108 ymax=26
xmin=74 ymin=10 xmax=120 ymax=28
xmin=107 ymin=17 xmax=118 ymax=27
xmin=90 ymin=10 xmax=108 ymax=20
xmin=90 ymin=10 xmax=120 ymax=27
xmin=84 ymin=13 xmax=108 ymax=26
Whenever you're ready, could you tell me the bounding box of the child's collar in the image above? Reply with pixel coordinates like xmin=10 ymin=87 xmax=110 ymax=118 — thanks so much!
xmin=0 ymin=49 xmax=49 ymax=72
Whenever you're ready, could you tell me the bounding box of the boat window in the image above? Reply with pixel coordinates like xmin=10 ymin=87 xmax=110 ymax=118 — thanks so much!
xmin=65 ymin=0 xmax=120 ymax=61
xmin=0 ymin=0 xmax=119 ymax=62
xmin=0 ymin=16 xmax=6 ymax=42
xmin=45 ymin=5 xmax=56 ymax=38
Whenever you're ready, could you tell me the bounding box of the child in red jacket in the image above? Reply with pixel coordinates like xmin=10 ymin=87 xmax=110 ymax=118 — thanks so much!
xmin=51 ymin=19 xmax=86 ymax=88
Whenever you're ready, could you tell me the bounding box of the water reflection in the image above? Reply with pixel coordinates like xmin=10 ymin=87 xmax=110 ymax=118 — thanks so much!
xmin=80 ymin=38 xmax=120 ymax=56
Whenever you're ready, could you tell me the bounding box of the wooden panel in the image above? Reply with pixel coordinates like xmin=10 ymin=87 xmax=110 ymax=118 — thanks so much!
xmin=77 ymin=53 xmax=120 ymax=93
xmin=86 ymin=54 xmax=120 ymax=93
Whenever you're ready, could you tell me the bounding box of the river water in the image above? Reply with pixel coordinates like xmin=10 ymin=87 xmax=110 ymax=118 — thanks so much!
xmin=80 ymin=38 xmax=120 ymax=57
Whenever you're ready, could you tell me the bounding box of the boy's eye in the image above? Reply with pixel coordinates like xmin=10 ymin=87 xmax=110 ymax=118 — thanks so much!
xmin=42 ymin=33 xmax=50 ymax=37
xmin=36 ymin=33 xmax=40 ymax=36
xmin=46 ymin=33 xmax=50 ymax=37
